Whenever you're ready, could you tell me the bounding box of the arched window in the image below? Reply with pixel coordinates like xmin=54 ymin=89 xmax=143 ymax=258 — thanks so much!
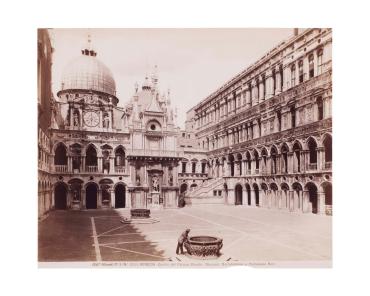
xmin=271 ymin=147 xmax=278 ymax=174
xmin=86 ymin=145 xmax=97 ymax=166
xmin=323 ymin=135 xmax=332 ymax=164
xmin=291 ymin=106 xmax=296 ymax=128
xmin=293 ymin=142 xmax=302 ymax=173
xmin=192 ymin=162 xmax=196 ymax=173
xmin=253 ymin=150 xmax=259 ymax=172
xmin=317 ymin=49 xmax=323 ymax=75
xmin=115 ymin=147 xmax=125 ymax=167
xmin=307 ymin=138 xmax=318 ymax=170
xmin=298 ymin=60 xmax=304 ymax=83
xmin=281 ymin=144 xmax=289 ymax=173
xmin=291 ymin=64 xmax=296 ymax=87
xmin=317 ymin=97 xmax=324 ymax=120
xmin=54 ymin=144 xmax=67 ymax=165
xmin=309 ymin=54 xmax=315 ymax=78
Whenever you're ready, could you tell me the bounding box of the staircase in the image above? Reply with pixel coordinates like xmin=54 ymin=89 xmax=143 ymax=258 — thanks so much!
xmin=185 ymin=177 xmax=225 ymax=205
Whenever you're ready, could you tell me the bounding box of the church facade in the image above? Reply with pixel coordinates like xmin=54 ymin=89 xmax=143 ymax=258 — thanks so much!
xmin=48 ymin=39 xmax=181 ymax=211
xmin=38 ymin=28 xmax=332 ymax=216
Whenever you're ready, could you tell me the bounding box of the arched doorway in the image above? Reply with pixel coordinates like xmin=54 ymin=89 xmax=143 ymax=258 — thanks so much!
xmin=235 ymin=184 xmax=243 ymax=205
xmin=306 ymin=182 xmax=318 ymax=214
xmin=253 ymin=183 xmax=260 ymax=206
xmin=86 ymin=183 xmax=98 ymax=209
xmin=180 ymin=183 xmax=188 ymax=195
xmin=323 ymin=182 xmax=332 ymax=215
xmin=54 ymin=183 xmax=67 ymax=210
xmin=245 ymin=184 xmax=251 ymax=205
xmin=115 ymin=184 xmax=126 ymax=208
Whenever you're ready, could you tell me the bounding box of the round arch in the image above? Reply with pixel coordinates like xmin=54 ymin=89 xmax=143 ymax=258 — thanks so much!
xmin=85 ymin=182 xmax=99 ymax=209
xmin=54 ymin=182 xmax=68 ymax=210
xmin=235 ymin=183 xmax=243 ymax=205
xmin=305 ymin=182 xmax=319 ymax=214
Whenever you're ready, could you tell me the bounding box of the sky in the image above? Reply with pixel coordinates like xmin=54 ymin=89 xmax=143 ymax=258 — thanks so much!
xmin=51 ymin=28 xmax=294 ymax=129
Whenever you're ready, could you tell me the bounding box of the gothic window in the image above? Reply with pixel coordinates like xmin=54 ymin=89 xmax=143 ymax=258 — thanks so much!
xmin=54 ymin=144 xmax=67 ymax=165
xmin=323 ymin=135 xmax=332 ymax=163
xmin=201 ymin=163 xmax=206 ymax=174
xmin=309 ymin=54 xmax=315 ymax=78
xmin=115 ymin=147 xmax=125 ymax=166
xmin=298 ymin=60 xmax=304 ymax=83
xmin=281 ymin=144 xmax=289 ymax=173
xmin=291 ymin=64 xmax=296 ymax=87
xmin=86 ymin=145 xmax=97 ymax=166
xmin=308 ymin=138 xmax=318 ymax=164
xmin=317 ymin=49 xmax=323 ymax=75
xmin=182 ymin=162 xmax=187 ymax=173
xmin=291 ymin=106 xmax=296 ymax=128
xmin=277 ymin=110 xmax=282 ymax=131
xmin=317 ymin=97 xmax=324 ymax=120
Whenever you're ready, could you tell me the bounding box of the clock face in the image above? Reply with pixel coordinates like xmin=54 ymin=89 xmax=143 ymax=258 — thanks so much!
xmin=83 ymin=111 xmax=100 ymax=127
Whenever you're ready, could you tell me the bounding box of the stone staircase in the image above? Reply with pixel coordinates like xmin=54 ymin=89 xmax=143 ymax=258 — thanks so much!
xmin=185 ymin=177 xmax=225 ymax=205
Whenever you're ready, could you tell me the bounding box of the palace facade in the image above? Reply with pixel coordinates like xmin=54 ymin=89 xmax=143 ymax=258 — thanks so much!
xmin=38 ymin=28 xmax=332 ymax=216
xmin=183 ymin=28 xmax=332 ymax=215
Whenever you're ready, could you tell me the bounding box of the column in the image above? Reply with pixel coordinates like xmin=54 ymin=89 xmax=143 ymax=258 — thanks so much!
xmin=266 ymin=70 xmax=274 ymax=99
xmin=289 ymin=191 xmax=296 ymax=211
xmin=251 ymin=189 xmax=256 ymax=206
xmin=98 ymin=157 xmax=103 ymax=173
xmin=109 ymin=156 xmax=115 ymax=173
xmin=98 ymin=189 xmax=102 ymax=208
xmin=81 ymin=155 xmax=86 ymax=172
xmin=259 ymin=78 xmax=264 ymax=101
xmin=288 ymin=152 xmax=294 ymax=173
xmin=317 ymin=147 xmax=324 ymax=170
xmin=111 ymin=189 xmax=116 ymax=208
xmin=275 ymin=67 xmax=281 ymax=94
xmin=81 ymin=189 xmax=86 ymax=209
xmin=302 ymin=190 xmax=310 ymax=213
xmin=68 ymin=156 xmax=72 ymax=172
xmin=67 ymin=188 xmax=72 ymax=209
xmin=242 ymin=188 xmax=247 ymax=205
xmin=317 ymin=191 xmax=326 ymax=215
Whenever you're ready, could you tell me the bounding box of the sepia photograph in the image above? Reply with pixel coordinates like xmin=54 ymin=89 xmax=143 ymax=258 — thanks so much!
xmin=37 ymin=28 xmax=332 ymax=268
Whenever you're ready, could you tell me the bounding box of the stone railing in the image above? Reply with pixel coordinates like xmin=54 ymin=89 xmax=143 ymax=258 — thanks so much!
xmin=308 ymin=163 xmax=318 ymax=170
xmin=54 ymin=165 xmax=68 ymax=173
xmin=86 ymin=165 xmax=98 ymax=173
xmin=127 ymin=149 xmax=184 ymax=158
xmin=178 ymin=172 xmax=208 ymax=178
xmin=324 ymin=162 xmax=332 ymax=169
xmin=115 ymin=166 xmax=126 ymax=174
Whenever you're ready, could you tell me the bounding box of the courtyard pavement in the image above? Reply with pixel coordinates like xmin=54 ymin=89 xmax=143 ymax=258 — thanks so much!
xmin=38 ymin=205 xmax=332 ymax=267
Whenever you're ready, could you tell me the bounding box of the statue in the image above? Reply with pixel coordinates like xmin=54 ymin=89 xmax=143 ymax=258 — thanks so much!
xmin=152 ymin=176 xmax=159 ymax=192
xmin=103 ymin=114 xmax=110 ymax=128
xmin=73 ymin=112 xmax=79 ymax=127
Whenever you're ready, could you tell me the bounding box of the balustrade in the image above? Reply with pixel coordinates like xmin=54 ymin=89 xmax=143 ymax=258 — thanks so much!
xmin=54 ymin=165 xmax=68 ymax=173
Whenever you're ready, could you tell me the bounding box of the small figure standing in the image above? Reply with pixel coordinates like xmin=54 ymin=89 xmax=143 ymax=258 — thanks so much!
xmin=176 ymin=228 xmax=190 ymax=255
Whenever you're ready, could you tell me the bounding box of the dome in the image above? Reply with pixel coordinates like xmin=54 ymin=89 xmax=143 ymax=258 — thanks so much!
xmin=59 ymin=53 xmax=116 ymax=97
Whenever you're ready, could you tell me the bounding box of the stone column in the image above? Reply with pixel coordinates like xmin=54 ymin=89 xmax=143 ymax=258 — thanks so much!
xmin=266 ymin=70 xmax=274 ymax=99
xmin=317 ymin=191 xmax=326 ymax=215
xmin=109 ymin=157 xmax=115 ymax=173
xmin=67 ymin=156 xmax=72 ymax=172
xmin=242 ymin=188 xmax=247 ymax=205
xmin=288 ymin=152 xmax=294 ymax=173
xmin=251 ymin=189 xmax=256 ymax=206
xmin=289 ymin=191 xmax=294 ymax=212
xmin=111 ymin=189 xmax=116 ymax=208
xmin=81 ymin=189 xmax=86 ymax=209
xmin=275 ymin=67 xmax=281 ymax=94
xmin=259 ymin=78 xmax=264 ymax=101
xmin=302 ymin=190 xmax=310 ymax=213
xmin=317 ymin=147 xmax=324 ymax=171
xmin=97 ymin=189 xmax=102 ymax=208
xmin=98 ymin=157 xmax=103 ymax=173
xmin=81 ymin=155 xmax=86 ymax=172
xmin=67 ymin=188 xmax=72 ymax=209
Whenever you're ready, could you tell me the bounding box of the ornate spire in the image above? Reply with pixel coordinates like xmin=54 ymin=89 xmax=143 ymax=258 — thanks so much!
xmin=81 ymin=30 xmax=97 ymax=57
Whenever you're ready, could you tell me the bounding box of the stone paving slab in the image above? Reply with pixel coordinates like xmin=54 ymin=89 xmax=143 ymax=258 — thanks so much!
xmin=38 ymin=205 xmax=332 ymax=266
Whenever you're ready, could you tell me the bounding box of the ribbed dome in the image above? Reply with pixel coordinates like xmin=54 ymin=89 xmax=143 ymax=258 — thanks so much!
xmin=60 ymin=54 xmax=116 ymax=96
